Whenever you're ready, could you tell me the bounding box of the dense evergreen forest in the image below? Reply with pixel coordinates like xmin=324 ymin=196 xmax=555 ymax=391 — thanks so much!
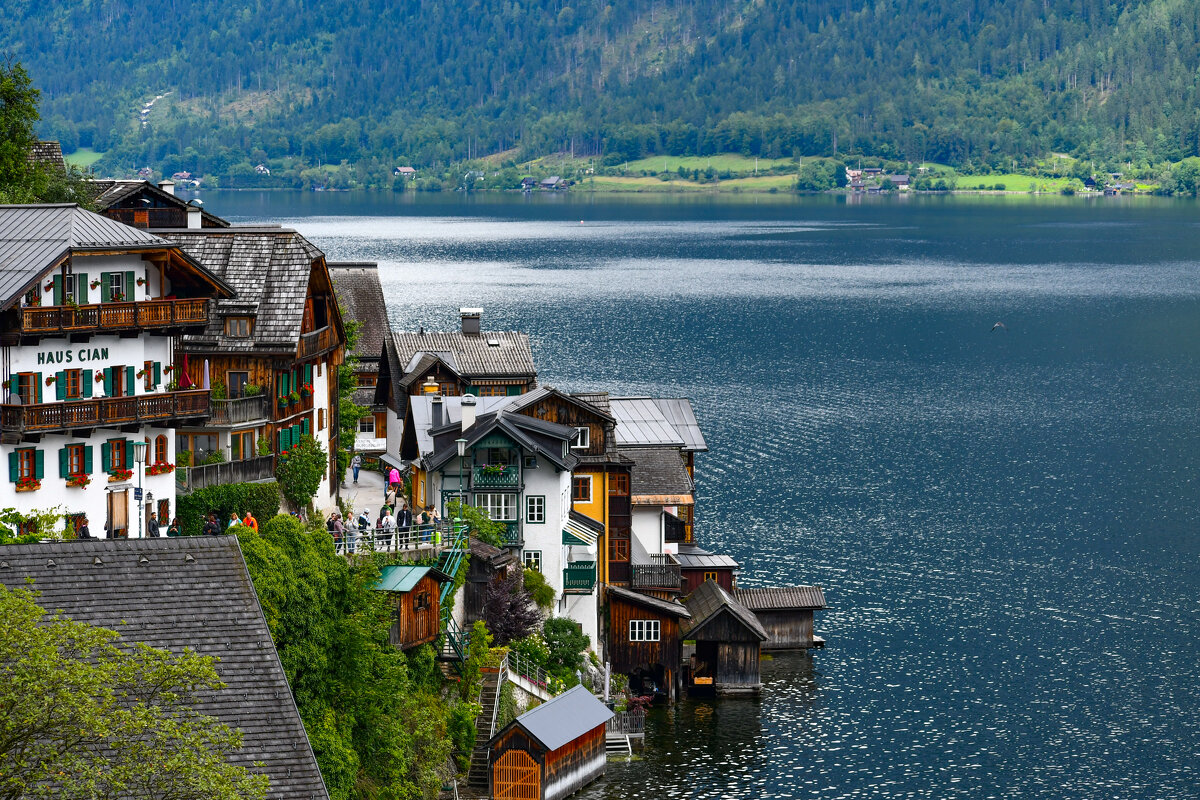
xmin=6 ymin=0 xmax=1200 ymax=179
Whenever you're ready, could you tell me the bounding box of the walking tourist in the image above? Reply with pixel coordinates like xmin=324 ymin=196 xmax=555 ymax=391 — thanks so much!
xmin=242 ymin=510 xmax=258 ymax=532
xmin=351 ymin=453 xmax=362 ymax=484
xmin=146 ymin=512 xmax=160 ymax=537
xmin=202 ymin=514 xmax=220 ymax=536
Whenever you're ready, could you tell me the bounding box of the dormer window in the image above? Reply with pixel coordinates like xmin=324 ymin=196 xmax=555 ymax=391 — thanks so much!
xmin=225 ymin=317 xmax=253 ymax=338
xmin=571 ymin=427 xmax=590 ymax=450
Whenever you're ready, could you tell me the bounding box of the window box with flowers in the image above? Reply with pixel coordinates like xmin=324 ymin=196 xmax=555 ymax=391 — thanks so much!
xmin=300 ymin=383 xmax=314 ymax=397
xmin=111 ymin=292 xmax=125 ymax=302
xmin=146 ymin=463 xmax=175 ymax=476
xmin=480 ymin=463 xmax=507 ymax=477
xmin=15 ymin=476 xmax=41 ymax=492
xmin=66 ymin=474 xmax=91 ymax=489
xmin=288 ymin=390 xmax=301 ymax=405
xmin=108 ymin=468 xmax=133 ymax=483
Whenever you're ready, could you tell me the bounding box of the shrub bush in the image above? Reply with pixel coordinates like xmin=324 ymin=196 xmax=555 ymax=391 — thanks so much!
xmin=177 ymin=482 xmax=280 ymax=536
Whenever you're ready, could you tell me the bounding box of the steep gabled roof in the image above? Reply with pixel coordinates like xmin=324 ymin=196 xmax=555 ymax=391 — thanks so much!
xmin=682 ymin=579 xmax=768 ymax=641
xmin=490 ymin=685 xmax=613 ymax=751
xmin=733 ymin=586 xmax=827 ymax=611
xmin=506 ymin=385 xmax=615 ymax=423
xmin=425 ymin=409 xmax=577 ymax=472
xmin=163 ymin=228 xmax=329 ymax=353
xmin=389 ymin=329 xmax=535 ymax=380
xmin=88 ymin=180 xmax=230 ymax=227
xmin=0 ymin=537 xmax=330 ymax=800
xmin=329 ymin=262 xmax=388 ymax=367
xmin=620 ymin=446 xmax=693 ymax=502
xmin=27 ymin=140 xmax=65 ymax=172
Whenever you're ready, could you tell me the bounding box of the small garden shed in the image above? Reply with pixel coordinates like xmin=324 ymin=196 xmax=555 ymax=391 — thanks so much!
xmin=488 ymin=684 xmax=614 ymax=800
xmin=373 ymin=564 xmax=452 ymax=650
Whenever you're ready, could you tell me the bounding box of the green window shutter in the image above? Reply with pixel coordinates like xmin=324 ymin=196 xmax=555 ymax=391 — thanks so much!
xmin=77 ymin=273 xmax=88 ymax=304
xmin=124 ymin=440 xmax=134 ymax=467
xmin=82 ymin=371 xmax=92 ymax=398
xmin=283 ymin=428 xmax=293 ymax=450
xmin=125 ymin=271 xmax=135 ymax=301
xmin=34 ymin=373 xmax=42 ymax=404
xmin=277 ymin=430 xmax=285 ymax=451
xmin=99 ymin=272 xmax=110 ymax=302
xmin=507 ymin=385 xmax=523 ymax=396
xmin=8 ymin=452 xmax=18 ymax=482
xmin=58 ymin=447 xmax=68 ymax=478
xmin=153 ymin=362 xmax=161 ymax=387
xmin=55 ymin=371 xmax=66 ymax=401
xmin=281 ymin=372 xmax=289 ymax=395
xmin=52 ymin=275 xmax=63 ymax=306
xmin=304 ymin=364 xmax=313 ymax=384
xmin=103 ymin=367 xmax=112 ymax=397
xmin=83 ymin=446 xmax=93 ymax=474
xmin=125 ymin=366 xmax=135 ymax=395
xmin=101 ymin=443 xmax=111 ymax=473
xmin=34 ymin=449 xmax=44 ymax=480
xmin=301 ymin=418 xmax=310 ymax=437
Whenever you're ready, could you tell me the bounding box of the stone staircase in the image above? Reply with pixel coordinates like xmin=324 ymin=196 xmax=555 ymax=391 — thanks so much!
xmin=465 ymin=669 xmax=502 ymax=792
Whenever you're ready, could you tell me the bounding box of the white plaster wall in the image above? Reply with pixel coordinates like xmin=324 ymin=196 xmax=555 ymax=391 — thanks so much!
xmin=311 ymin=358 xmax=334 ymax=513
xmin=631 ymin=506 xmax=663 ymax=556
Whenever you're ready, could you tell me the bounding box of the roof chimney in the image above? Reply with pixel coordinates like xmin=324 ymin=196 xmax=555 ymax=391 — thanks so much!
xmin=158 ymin=179 xmax=175 ymax=196
xmin=186 ymin=205 xmax=201 ymax=229
xmin=422 ymin=376 xmax=438 ymax=395
xmin=461 ymin=394 xmax=477 ymax=432
xmin=460 ymin=307 xmax=482 ymax=335
xmin=431 ymin=394 xmax=443 ymax=428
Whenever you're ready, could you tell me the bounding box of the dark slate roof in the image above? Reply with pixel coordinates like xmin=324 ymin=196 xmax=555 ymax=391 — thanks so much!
xmin=733 ymin=585 xmax=827 ymax=611
xmin=390 ymin=329 xmax=535 ymax=380
xmin=682 ymin=580 xmax=768 ymax=641
xmin=469 ymin=537 xmax=516 ymax=568
xmin=88 ymin=180 xmax=230 ymax=227
xmin=0 ymin=537 xmax=329 ymax=800
xmin=163 ymin=228 xmax=326 ymax=353
xmin=397 ymin=352 xmax=460 ymax=390
xmin=425 ymin=410 xmax=577 ymax=472
xmin=652 ymin=398 xmax=708 ymax=452
xmin=0 ymin=204 xmax=166 ymax=309
xmin=492 ymin=685 xmax=613 ymax=751
xmin=674 ymin=543 xmax=740 ymax=571
xmin=606 ymin=585 xmax=691 ymax=618
xmin=571 ymin=391 xmax=611 ymax=415
xmin=27 ymin=140 xmax=66 ymax=172
xmin=329 ymin=263 xmax=388 ymax=368
xmin=620 ymin=447 xmax=693 ymax=498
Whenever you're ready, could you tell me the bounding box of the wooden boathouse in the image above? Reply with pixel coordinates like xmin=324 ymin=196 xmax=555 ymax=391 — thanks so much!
xmin=606 ymin=585 xmax=690 ymax=701
xmin=733 ymin=585 xmax=827 ymax=650
xmin=373 ymin=564 xmax=453 ymax=650
xmin=682 ymin=579 xmax=768 ymax=695
xmin=488 ymin=684 xmax=614 ymax=800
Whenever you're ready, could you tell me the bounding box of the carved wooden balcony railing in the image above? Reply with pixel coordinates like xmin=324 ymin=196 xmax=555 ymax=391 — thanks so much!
xmin=297 ymin=325 xmax=336 ymax=359
xmin=0 ymin=389 xmax=210 ymax=433
xmin=209 ymin=395 xmax=270 ymax=427
xmin=18 ymin=299 xmax=209 ymax=335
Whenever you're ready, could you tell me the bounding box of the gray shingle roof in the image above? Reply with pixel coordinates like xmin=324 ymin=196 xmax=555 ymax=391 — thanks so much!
xmin=163 ymin=228 xmax=326 ymax=353
xmin=494 ymin=684 xmax=614 ymax=751
xmin=390 ymin=329 xmax=535 ymax=380
xmin=683 ymin=580 xmax=768 ymax=641
xmin=620 ymin=446 xmax=693 ymax=499
xmin=27 ymin=141 xmax=65 ymax=172
xmin=0 ymin=204 xmax=166 ymax=309
xmin=0 ymin=537 xmax=329 ymax=800
xmin=329 ymin=263 xmax=388 ymax=368
xmin=674 ymin=543 xmax=740 ymax=571
xmin=606 ymin=585 xmax=691 ymax=618
xmin=733 ymin=586 xmax=827 ymax=611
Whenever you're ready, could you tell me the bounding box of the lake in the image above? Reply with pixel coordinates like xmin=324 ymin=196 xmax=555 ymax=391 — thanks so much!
xmin=210 ymin=191 xmax=1200 ymax=799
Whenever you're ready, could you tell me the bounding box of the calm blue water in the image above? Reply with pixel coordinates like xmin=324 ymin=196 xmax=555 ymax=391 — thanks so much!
xmin=215 ymin=192 xmax=1200 ymax=799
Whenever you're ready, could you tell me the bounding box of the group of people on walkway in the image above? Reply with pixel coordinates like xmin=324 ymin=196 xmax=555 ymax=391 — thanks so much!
xmin=327 ymin=463 xmax=444 ymax=553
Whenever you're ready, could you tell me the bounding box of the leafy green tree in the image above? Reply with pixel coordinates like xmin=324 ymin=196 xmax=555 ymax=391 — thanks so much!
xmin=275 ymin=434 xmax=328 ymax=512
xmin=0 ymin=583 xmax=268 ymax=800
xmin=0 ymin=60 xmax=38 ymax=194
xmin=447 ymin=500 xmax=506 ymax=547
xmin=542 ymin=617 xmax=589 ymax=682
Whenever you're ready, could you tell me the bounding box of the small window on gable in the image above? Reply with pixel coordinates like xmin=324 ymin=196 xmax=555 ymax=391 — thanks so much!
xmin=225 ymin=317 xmax=253 ymax=338
xmin=524 ymin=550 xmax=542 ymax=572
xmin=571 ymin=427 xmax=590 ymax=450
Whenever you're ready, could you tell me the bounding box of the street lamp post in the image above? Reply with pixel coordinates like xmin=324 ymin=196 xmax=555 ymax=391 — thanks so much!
xmin=133 ymin=441 xmax=147 ymax=538
xmin=455 ymin=438 xmax=467 ymax=526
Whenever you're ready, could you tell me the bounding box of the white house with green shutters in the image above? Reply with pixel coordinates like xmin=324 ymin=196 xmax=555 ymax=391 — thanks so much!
xmin=0 ymin=204 xmax=231 ymax=537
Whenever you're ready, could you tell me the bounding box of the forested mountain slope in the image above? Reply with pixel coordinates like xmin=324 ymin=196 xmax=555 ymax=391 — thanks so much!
xmin=5 ymin=0 xmax=1200 ymax=173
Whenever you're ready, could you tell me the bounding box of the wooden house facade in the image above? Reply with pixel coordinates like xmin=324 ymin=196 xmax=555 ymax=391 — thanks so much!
xmin=605 ymin=585 xmax=690 ymax=701
xmin=464 ymin=536 xmax=516 ymax=627
xmin=373 ymin=564 xmax=452 ymax=650
xmin=682 ymin=580 xmax=768 ymax=695
xmin=733 ymin=586 xmax=827 ymax=650
xmin=90 ymin=179 xmax=230 ymax=231
xmin=162 ymin=227 xmax=346 ymax=508
xmin=676 ymin=543 xmax=740 ymax=595
xmin=488 ymin=685 xmax=613 ymax=800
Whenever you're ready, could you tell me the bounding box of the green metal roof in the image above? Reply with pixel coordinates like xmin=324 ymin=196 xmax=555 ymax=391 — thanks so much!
xmin=374 ymin=565 xmax=433 ymax=593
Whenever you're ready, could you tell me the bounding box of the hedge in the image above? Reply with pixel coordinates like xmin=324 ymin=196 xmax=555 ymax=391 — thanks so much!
xmin=178 ymin=482 xmax=281 ymax=536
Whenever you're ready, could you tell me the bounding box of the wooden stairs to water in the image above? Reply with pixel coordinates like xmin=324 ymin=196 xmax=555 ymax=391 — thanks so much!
xmin=465 ymin=670 xmax=502 ymax=791
xmin=605 ymin=733 xmax=634 ymax=756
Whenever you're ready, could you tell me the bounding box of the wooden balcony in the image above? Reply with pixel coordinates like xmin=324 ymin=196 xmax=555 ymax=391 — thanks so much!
xmin=298 ymin=325 xmax=336 ymax=359
xmin=631 ymin=555 xmax=682 ymax=591
xmin=563 ymin=561 xmax=597 ymax=594
xmin=209 ymin=395 xmax=270 ymax=427
xmin=472 ymin=464 xmax=519 ymax=488
xmin=0 ymin=389 xmax=210 ymax=434
xmin=177 ymin=455 xmax=275 ymax=492
xmin=17 ymin=299 xmax=209 ymax=336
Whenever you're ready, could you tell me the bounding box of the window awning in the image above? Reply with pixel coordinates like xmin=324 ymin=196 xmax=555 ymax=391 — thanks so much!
xmin=562 ymin=509 xmax=603 ymax=546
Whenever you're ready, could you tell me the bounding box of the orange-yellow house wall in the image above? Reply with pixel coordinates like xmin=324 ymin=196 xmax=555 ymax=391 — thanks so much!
xmin=410 ymin=466 xmax=428 ymax=511
xmin=573 ymin=467 xmax=609 ymax=585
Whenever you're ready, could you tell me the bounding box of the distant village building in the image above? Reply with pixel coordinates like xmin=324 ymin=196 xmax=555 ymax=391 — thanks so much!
xmin=540 ymin=176 xmax=567 ymax=190
xmin=393 ymin=166 xmax=417 ymax=178
xmin=90 ymin=180 xmax=229 ymax=230
xmin=888 ymin=174 xmax=911 ymax=190
xmin=254 ymin=163 xmax=271 ymax=175
xmin=520 ymin=176 xmax=538 ymax=190
xmin=0 ymin=204 xmax=231 ymax=537
xmin=329 ymin=262 xmax=390 ymax=457
xmin=0 ymin=537 xmax=330 ymax=799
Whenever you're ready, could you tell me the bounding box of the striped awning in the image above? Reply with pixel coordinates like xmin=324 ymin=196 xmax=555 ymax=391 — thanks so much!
xmin=562 ymin=511 xmax=602 ymax=546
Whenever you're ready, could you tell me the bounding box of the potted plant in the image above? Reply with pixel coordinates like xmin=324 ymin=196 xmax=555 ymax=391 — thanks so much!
xmin=300 ymin=382 xmax=313 ymax=397
xmin=27 ymin=295 xmax=40 ymax=308
xmin=111 ymin=291 xmax=125 ymax=302
xmin=66 ymin=474 xmax=91 ymax=488
xmin=43 ymin=282 xmax=53 ymax=293
xmin=244 ymin=383 xmax=262 ymax=397
xmin=90 ymin=279 xmax=101 ymax=290
xmin=278 ymin=395 xmax=289 ymax=408
xmin=94 ymin=370 xmax=105 ymax=382
xmin=15 ymin=476 xmax=40 ymax=492
xmin=136 ymin=277 xmax=147 ymax=286
xmin=481 ymin=463 xmax=506 ymax=476
xmin=147 ymin=463 xmax=175 ymax=476
xmin=44 ymin=375 xmax=56 ymax=387
xmin=288 ymin=390 xmax=300 ymax=405
xmin=108 ymin=467 xmax=133 ymax=482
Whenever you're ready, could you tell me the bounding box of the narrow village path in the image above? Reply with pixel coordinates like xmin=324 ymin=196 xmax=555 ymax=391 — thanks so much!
xmin=340 ymin=466 xmax=387 ymax=517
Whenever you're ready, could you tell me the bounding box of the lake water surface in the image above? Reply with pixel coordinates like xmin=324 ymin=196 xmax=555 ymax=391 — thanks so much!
xmin=212 ymin=192 xmax=1199 ymax=799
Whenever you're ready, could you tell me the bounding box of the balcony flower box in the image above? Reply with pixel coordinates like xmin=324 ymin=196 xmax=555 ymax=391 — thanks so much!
xmin=288 ymin=391 xmax=300 ymax=405
xmin=300 ymin=383 xmax=313 ymax=397
xmin=15 ymin=477 xmax=40 ymax=492
xmin=108 ymin=468 xmax=133 ymax=483
xmin=146 ymin=463 xmax=175 ymax=476
xmin=66 ymin=474 xmax=91 ymax=489
xmin=480 ymin=464 xmax=506 ymax=476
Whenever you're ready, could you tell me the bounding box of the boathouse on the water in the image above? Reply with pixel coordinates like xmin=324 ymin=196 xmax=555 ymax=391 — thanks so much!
xmin=606 ymin=585 xmax=690 ymax=701
xmin=733 ymin=585 xmax=827 ymax=650
xmin=488 ymin=684 xmax=614 ymax=800
xmin=373 ymin=564 xmax=453 ymax=650
xmin=682 ymin=579 xmax=768 ymax=695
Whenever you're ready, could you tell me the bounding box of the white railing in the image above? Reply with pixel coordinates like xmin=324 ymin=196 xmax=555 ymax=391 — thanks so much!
xmin=332 ymin=520 xmax=452 ymax=555
xmin=506 ymin=649 xmax=555 ymax=697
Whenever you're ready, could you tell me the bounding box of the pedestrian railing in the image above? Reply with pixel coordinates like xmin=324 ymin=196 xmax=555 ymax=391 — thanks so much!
xmin=606 ymin=710 xmax=646 ymax=735
xmin=333 ymin=520 xmax=452 ymax=555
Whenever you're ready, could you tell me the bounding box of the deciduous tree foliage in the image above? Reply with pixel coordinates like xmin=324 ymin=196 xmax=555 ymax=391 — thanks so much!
xmin=275 ymin=434 xmax=328 ymax=511
xmin=483 ymin=568 xmax=541 ymax=647
xmin=0 ymin=583 xmax=268 ymax=800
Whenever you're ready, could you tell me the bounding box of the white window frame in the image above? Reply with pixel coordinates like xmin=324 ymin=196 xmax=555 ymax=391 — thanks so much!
xmin=572 ymin=474 xmax=592 ymax=504
xmin=524 ymin=550 xmax=542 ymax=572
xmin=358 ymin=416 xmax=375 ymax=434
xmin=526 ymin=495 xmax=545 ymax=524
xmin=571 ymin=426 xmax=590 ymax=450
xmin=475 ymin=492 xmax=516 ymax=521
xmin=629 ymin=619 xmax=660 ymax=642
xmin=107 ymin=272 xmax=124 ymax=301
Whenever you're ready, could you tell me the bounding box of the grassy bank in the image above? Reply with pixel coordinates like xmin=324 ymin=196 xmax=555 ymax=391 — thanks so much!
xmin=65 ymin=148 xmax=105 ymax=168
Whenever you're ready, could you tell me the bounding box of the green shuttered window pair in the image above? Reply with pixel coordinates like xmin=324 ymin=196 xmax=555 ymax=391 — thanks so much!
xmin=58 ymin=445 xmax=94 ymax=477
xmin=100 ymin=440 xmax=134 ymax=474
xmin=98 ymin=271 xmax=136 ymax=303
xmin=8 ymin=449 xmax=44 ymax=482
